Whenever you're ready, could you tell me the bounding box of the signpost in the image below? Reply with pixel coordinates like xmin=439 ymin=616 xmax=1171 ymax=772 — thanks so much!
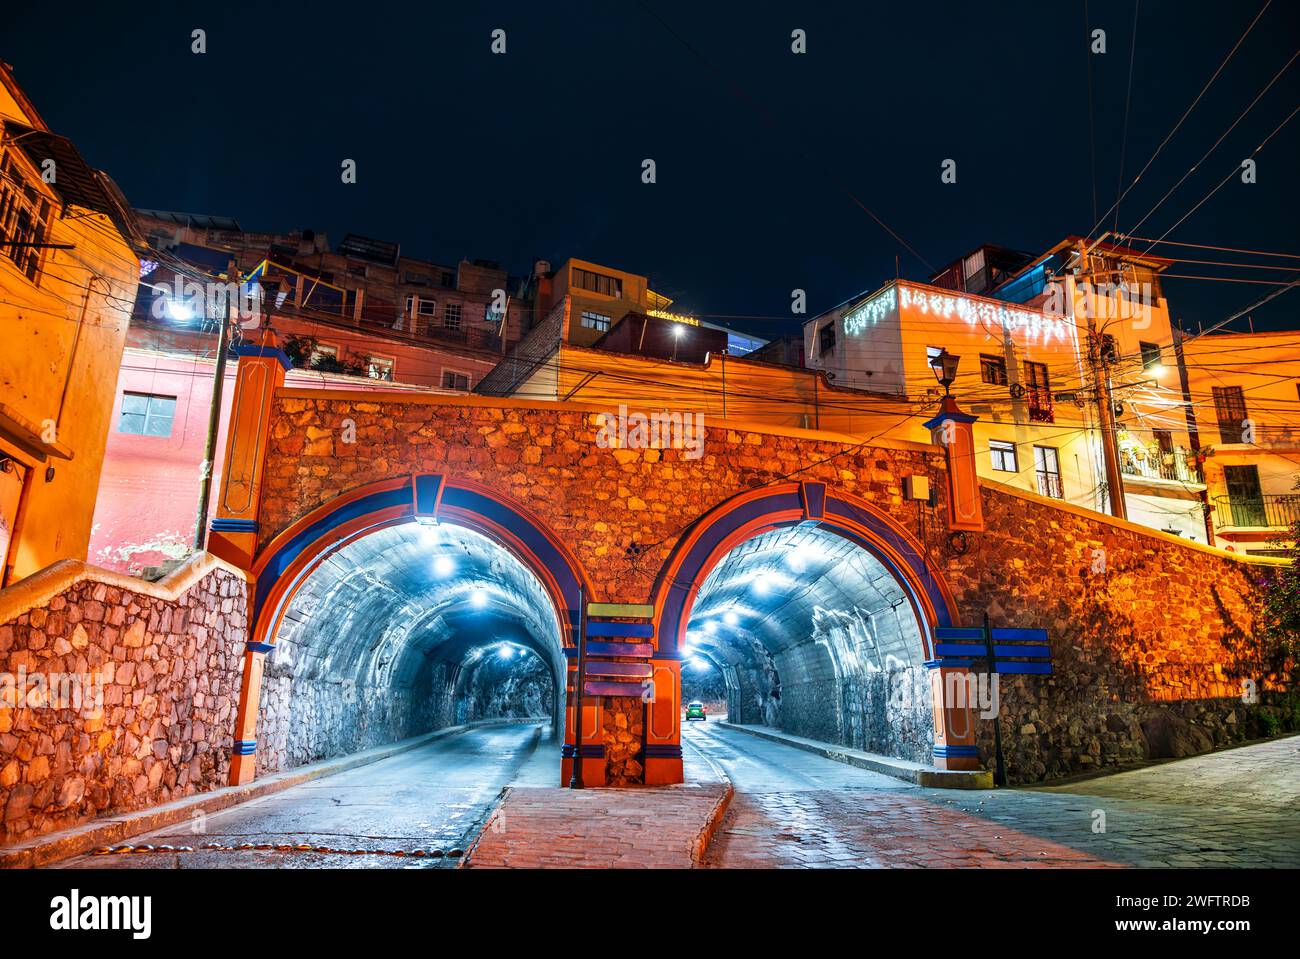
xmin=932 ymin=616 xmax=1053 ymax=787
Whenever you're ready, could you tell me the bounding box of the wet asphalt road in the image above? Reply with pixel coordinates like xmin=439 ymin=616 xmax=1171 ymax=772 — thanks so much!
xmin=56 ymin=721 xmax=556 ymax=869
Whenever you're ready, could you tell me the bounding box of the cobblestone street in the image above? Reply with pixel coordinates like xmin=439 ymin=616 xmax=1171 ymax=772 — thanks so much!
xmin=690 ymin=722 xmax=1300 ymax=869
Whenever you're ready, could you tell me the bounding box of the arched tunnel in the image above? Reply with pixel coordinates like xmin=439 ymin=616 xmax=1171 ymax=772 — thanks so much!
xmin=680 ymin=525 xmax=935 ymax=764
xmin=253 ymin=522 xmax=566 ymax=774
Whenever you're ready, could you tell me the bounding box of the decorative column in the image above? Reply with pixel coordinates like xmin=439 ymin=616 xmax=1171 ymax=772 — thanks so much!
xmin=644 ymin=657 xmax=683 ymax=784
xmin=208 ymin=327 xmax=292 ymax=785
xmin=925 ymin=653 xmax=981 ymax=771
xmin=922 ymin=395 xmax=984 ymax=532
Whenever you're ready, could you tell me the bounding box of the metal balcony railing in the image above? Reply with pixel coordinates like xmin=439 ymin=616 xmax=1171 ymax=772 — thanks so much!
xmin=1025 ymin=387 xmax=1054 ymax=424
xmin=1120 ymin=445 xmax=1203 ymax=485
xmin=1213 ymin=494 xmax=1300 ymax=529
xmin=1035 ymin=471 xmax=1064 ymax=499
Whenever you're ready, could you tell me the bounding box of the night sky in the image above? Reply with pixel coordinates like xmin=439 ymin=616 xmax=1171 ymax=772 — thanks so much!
xmin=8 ymin=1 xmax=1299 ymax=337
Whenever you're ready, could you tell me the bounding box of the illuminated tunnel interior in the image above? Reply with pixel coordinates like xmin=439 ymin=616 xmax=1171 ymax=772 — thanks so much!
xmin=682 ymin=526 xmax=934 ymax=763
xmin=254 ymin=523 xmax=564 ymax=773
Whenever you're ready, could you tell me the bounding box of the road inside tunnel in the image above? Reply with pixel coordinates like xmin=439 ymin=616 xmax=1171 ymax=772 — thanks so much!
xmin=255 ymin=520 xmax=567 ymax=778
xmin=679 ymin=524 xmax=935 ymax=766
xmin=56 ymin=721 xmax=557 ymax=869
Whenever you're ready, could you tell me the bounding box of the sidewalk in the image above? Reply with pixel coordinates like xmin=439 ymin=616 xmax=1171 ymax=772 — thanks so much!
xmin=462 ymin=744 xmax=733 ymax=869
xmin=717 ymin=720 xmax=993 ymax=788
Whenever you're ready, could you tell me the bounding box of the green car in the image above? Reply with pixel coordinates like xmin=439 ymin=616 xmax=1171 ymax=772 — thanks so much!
xmin=685 ymin=701 xmax=707 ymax=721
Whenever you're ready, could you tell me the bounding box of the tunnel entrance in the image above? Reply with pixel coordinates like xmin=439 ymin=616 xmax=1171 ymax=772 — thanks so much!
xmin=681 ymin=525 xmax=934 ymax=764
xmin=252 ymin=522 xmax=566 ymax=775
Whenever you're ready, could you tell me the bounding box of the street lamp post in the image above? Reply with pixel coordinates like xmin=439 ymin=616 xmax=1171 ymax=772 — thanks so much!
xmin=929 ymin=348 xmax=961 ymax=396
xmin=568 ymin=586 xmax=588 ymax=789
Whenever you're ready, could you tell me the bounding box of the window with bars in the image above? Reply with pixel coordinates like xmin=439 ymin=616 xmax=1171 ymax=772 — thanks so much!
xmin=818 ymin=324 xmax=836 ymax=356
xmin=443 ymin=302 xmax=463 ymax=330
xmin=1139 ymin=341 xmax=1163 ymax=371
xmin=1023 ymin=360 xmax=1053 ymax=423
xmin=119 ymin=393 xmax=177 ymax=437
xmin=1033 ymin=445 xmax=1063 ymax=499
xmin=1212 ymin=386 xmax=1248 ymax=444
xmin=0 ymin=152 xmax=53 ymax=285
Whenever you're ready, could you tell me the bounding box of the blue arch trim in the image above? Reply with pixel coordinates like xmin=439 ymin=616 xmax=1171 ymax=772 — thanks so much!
xmin=658 ymin=488 xmax=953 ymax=656
xmin=252 ymin=482 xmax=583 ymax=636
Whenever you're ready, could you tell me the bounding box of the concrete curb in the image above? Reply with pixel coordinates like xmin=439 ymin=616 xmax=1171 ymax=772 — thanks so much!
xmin=682 ymin=734 xmax=735 ymax=867
xmin=717 ymin=721 xmax=993 ymax=790
xmin=0 ymin=717 xmax=540 ymax=869
xmin=458 ymin=786 xmax=511 ymax=870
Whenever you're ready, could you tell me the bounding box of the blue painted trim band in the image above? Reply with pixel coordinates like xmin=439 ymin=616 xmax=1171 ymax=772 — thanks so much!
xmin=561 ymin=744 xmax=606 ymax=759
xmin=925 ymin=658 xmax=975 ymax=669
xmin=585 ymin=621 xmax=654 ymax=639
xmin=992 ymin=644 xmax=1052 ymax=659
xmin=231 ymin=344 xmax=294 ymax=371
xmin=935 ymin=642 xmax=986 ymax=656
xmin=211 ymin=518 xmax=258 ymax=533
xmin=252 ymin=482 xmax=584 ymax=635
xmin=991 ymin=627 xmax=1049 ymax=642
xmin=246 ymin=641 xmax=274 ymax=654
xmin=995 ymin=662 xmax=1054 ymax=675
xmin=921 ymin=410 xmax=980 ymax=430
xmin=933 ymin=744 xmax=978 ymax=758
xmin=644 ymin=744 xmax=682 ymax=759
xmin=234 ymin=740 xmax=257 ymax=755
xmin=657 ymin=487 xmax=954 ymax=657
xmin=934 ymin=626 xmax=985 ymax=640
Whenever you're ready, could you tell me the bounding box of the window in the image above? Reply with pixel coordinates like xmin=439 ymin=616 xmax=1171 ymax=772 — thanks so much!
xmin=1139 ymin=341 xmax=1162 ymax=371
xmin=1212 ymin=385 xmax=1248 ymax=444
xmin=572 ymin=267 xmax=623 ymax=298
xmin=1153 ymin=429 xmax=1173 ymax=454
xmin=405 ymin=294 xmax=436 ymax=318
xmin=1033 ymin=445 xmax=1063 ymax=499
xmin=441 ymin=270 xmax=456 ymax=289
xmin=443 ymin=303 xmax=462 ymax=330
xmin=309 ymin=343 xmax=338 ymax=366
xmin=580 ymin=310 xmax=611 ymax=332
xmin=119 ymin=393 xmax=177 ymax=437
xmin=818 ymin=324 xmax=837 ymax=356
xmin=441 ymin=370 xmax=471 ymax=391
xmin=366 ymin=356 xmax=394 ymax=381
xmin=980 ymin=353 xmax=1008 ymax=386
xmin=404 ymin=272 xmax=430 ymax=286
xmin=989 ymin=440 xmax=1018 ymax=472
xmin=0 ymin=152 xmax=53 ymax=285
xmin=1222 ymin=465 xmax=1265 ymax=527
xmin=1023 ymin=360 xmax=1053 ymax=423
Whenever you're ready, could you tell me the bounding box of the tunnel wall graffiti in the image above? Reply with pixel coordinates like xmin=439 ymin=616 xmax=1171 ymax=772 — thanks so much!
xmin=247 ymin=390 xmax=1279 ymax=785
xmin=0 ymin=555 xmax=247 ymax=845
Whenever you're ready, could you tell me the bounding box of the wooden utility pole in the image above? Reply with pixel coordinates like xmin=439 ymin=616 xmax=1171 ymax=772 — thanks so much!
xmin=1075 ymin=240 xmax=1127 ymax=521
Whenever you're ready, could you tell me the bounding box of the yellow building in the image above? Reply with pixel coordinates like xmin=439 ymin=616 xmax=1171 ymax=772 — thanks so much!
xmin=0 ymin=63 xmax=140 ymax=584
xmin=803 ymin=237 xmax=1208 ymax=543
xmin=535 ymin=257 xmax=671 ymax=348
xmin=1182 ymin=329 xmax=1300 ymax=556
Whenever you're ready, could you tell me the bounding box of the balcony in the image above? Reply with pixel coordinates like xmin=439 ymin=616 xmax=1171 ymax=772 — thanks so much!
xmin=1213 ymin=494 xmax=1300 ymax=530
xmin=1120 ymin=445 xmax=1203 ymax=486
xmin=1025 ymin=387 xmax=1054 ymax=424
xmin=1035 ymin=471 xmax=1064 ymax=499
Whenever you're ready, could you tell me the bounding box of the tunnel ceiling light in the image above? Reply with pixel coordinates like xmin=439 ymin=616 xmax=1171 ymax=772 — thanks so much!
xmin=433 ymin=555 xmax=455 ymax=577
xmin=498 ymin=643 xmax=515 ymax=659
xmin=786 ymin=541 xmax=826 ymax=571
xmin=723 ymin=610 xmax=740 ymax=626
xmin=688 ymin=657 xmax=708 ymax=669
xmin=470 ymin=588 xmax=490 ymax=609
xmin=703 ymin=620 xmax=717 ymax=634
xmin=752 ymin=571 xmax=792 ymax=595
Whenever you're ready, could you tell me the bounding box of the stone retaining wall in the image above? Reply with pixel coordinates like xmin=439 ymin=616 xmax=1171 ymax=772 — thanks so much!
xmin=0 ymin=563 xmax=246 ymax=845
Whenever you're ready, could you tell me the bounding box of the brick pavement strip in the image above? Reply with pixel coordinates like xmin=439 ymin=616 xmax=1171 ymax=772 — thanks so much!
xmin=461 ymin=781 xmax=733 ymax=869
